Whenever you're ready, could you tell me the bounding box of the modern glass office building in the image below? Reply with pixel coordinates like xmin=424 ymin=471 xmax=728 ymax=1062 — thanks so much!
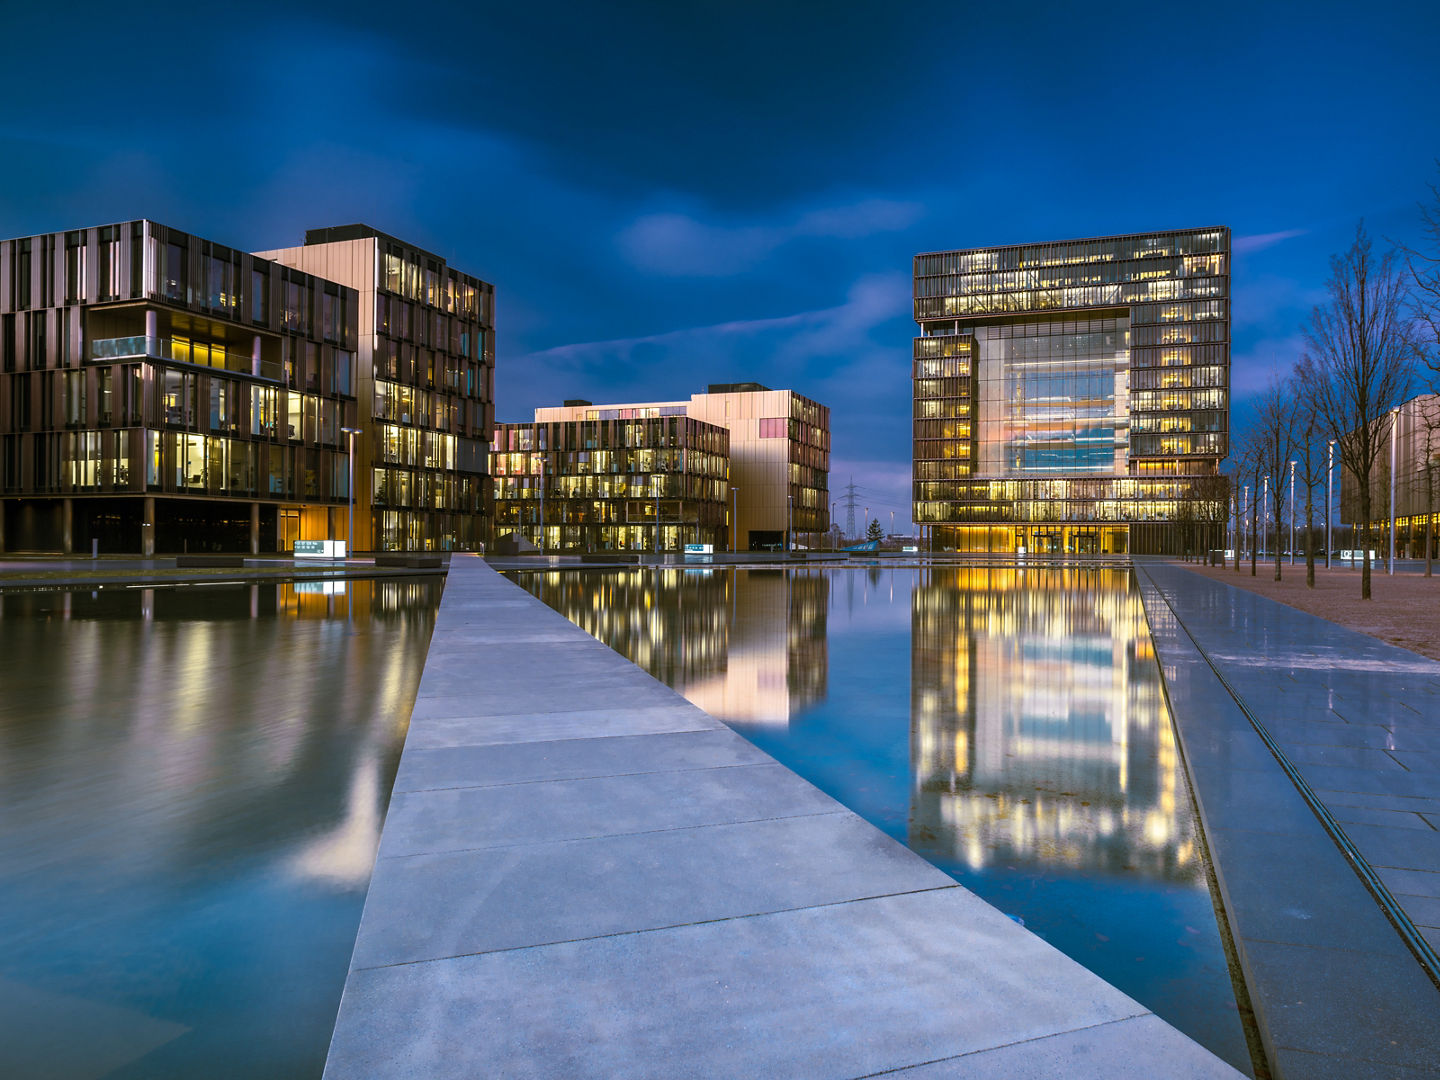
xmin=913 ymin=228 xmax=1230 ymax=555
xmin=258 ymin=226 xmax=495 ymax=551
xmin=0 ymin=220 xmax=359 ymax=554
xmin=492 ymin=412 xmax=731 ymax=552
xmin=511 ymin=384 xmax=830 ymax=552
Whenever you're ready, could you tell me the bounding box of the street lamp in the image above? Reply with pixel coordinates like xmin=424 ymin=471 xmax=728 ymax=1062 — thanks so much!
xmin=786 ymin=494 xmax=793 ymax=555
xmin=732 ymin=486 xmax=739 ymax=553
xmin=1242 ymin=485 xmax=1250 ymax=559
xmin=1289 ymin=460 xmax=1297 ymax=566
xmin=1327 ymin=439 xmax=1335 ymax=569
xmin=1262 ymin=475 xmax=1270 ymax=558
xmin=341 ymin=426 xmax=362 ymax=558
xmin=1390 ymin=406 xmax=1399 ymax=575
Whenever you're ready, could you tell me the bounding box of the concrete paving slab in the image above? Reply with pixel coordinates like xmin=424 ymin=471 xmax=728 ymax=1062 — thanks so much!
xmin=1329 ymin=805 xmax=1438 ymax=831
xmin=392 ymin=728 xmax=771 ymax=792
xmin=403 ymin=702 xmax=718 ymax=749
xmin=1237 ymin=939 xmax=1440 ymax=1070
xmin=1269 ymin=1048 xmax=1440 ymax=1080
xmin=352 ymin=812 xmax=955 ymax=969
xmin=378 ymin=761 xmax=844 ymax=858
xmin=327 ymin=890 xmax=1203 ymax=1080
xmin=877 ymin=1014 xmax=1247 ymax=1079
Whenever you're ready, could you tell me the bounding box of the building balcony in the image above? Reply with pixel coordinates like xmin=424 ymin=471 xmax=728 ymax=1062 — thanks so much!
xmin=90 ymin=335 xmax=282 ymax=382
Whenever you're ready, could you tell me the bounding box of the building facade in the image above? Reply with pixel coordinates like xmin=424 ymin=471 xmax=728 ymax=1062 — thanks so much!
xmin=257 ymin=226 xmax=494 ymax=551
xmin=528 ymin=383 xmax=830 ymax=551
xmin=913 ymin=228 xmax=1230 ymax=555
xmin=1 ymin=220 xmax=359 ymax=554
xmin=492 ymin=412 xmax=730 ymax=552
xmin=1340 ymin=393 xmax=1440 ymax=559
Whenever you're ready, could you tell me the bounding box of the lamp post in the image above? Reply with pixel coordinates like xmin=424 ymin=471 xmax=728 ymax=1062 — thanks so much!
xmin=1327 ymin=439 xmax=1335 ymax=569
xmin=786 ymin=494 xmax=793 ymax=555
xmin=1390 ymin=406 xmax=1399 ymax=575
xmin=831 ymin=499 xmax=837 ymax=550
xmin=1242 ymin=485 xmax=1250 ymax=559
xmin=341 ymin=426 xmax=362 ymax=558
xmin=1262 ymin=475 xmax=1270 ymax=558
xmin=1296 ymin=460 xmax=1307 ymax=570
xmin=732 ymin=486 xmax=739 ymax=553
xmin=863 ymin=506 xmax=869 ymax=543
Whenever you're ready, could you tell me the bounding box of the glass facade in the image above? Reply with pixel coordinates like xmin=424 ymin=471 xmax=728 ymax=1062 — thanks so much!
xmin=492 ymin=415 xmax=730 ymax=552
xmin=0 ymin=220 xmax=359 ymax=554
xmin=914 ymin=228 xmax=1230 ymax=555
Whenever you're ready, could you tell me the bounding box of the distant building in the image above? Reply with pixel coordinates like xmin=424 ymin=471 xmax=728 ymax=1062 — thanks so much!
xmin=1339 ymin=393 xmax=1440 ymax=558
xmin=492 ymin=410 xmax=730 ymax=552
xmin=913 ymin=227 xmax=1231 ymax=555
xmin=258 ymin=226 xmax=495 ymax=551
xmin=512 ymin=383 xmax=830 ymax=551
xmin=0 ymin=219 xmax=360 ymax=554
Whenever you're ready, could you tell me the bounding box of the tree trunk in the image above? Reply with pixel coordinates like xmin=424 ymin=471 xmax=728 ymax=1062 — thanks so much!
xmin=1273 ymin=492 xmax=1283 ymax=582
xmin=1233 ymin=497 xmax=1241 ymax=572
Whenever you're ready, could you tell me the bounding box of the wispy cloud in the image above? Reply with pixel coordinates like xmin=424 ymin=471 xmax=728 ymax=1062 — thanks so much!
xmin=1234 ymin=228 xmax=1307 ymax=254
xmin=617 ymin=198 xmax=924 ymax=276
xmin=502 ymin=272 xmax=913 ymax=421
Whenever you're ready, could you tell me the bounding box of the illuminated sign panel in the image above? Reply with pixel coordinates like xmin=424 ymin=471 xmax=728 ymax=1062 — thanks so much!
xmin=294 ymin=540 xmax=347 ymax=558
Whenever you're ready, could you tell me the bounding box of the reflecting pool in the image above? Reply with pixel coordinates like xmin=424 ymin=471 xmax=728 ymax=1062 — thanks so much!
xmin=0 ymin=577 xmax=441 ymax=1080
xmin=514 ymin=563 xmax=1252 ymax=1074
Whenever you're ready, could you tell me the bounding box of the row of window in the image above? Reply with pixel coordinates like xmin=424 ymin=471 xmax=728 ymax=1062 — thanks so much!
xmin=914 ymin=232 xmax=1226 ymax=278
xmin=916 ymin=278 xmax=1224 ymax=319
xmin=494 ymin=474 xmax=730 ymax=502
xmin=915 ymin=259 xmax=1226 ymax=298
xmin=371 ymin=467 xmax=483 ymax=513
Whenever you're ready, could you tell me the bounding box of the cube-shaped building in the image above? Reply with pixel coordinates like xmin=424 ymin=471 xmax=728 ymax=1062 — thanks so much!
xmin=913 ymin=228 xmax=1230 ymax=555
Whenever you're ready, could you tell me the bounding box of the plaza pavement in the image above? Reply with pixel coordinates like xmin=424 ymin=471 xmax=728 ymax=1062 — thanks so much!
xmin=321 ymin=555 xmax=1242 ymax=1079
xmin=1137 ymin=561 xmax=1440 ymax=1080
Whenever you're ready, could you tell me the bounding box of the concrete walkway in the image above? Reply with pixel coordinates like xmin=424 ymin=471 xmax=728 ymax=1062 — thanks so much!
xmin=322 ymin=556 xmax=1240 ymax=1079
xmin=1137 ymin=561 xmax=1440 ymax=1079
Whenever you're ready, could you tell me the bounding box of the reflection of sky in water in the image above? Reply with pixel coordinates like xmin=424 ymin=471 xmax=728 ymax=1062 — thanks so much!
xmin=517 ymin=564 xmax=1252 ymax=1075
xmin=0 ymin=580 xmax=440 ymax=1080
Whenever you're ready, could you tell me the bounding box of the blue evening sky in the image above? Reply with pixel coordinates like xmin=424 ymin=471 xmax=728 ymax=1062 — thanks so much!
xmin=3 ymin=1 xmax=1438 ymax=521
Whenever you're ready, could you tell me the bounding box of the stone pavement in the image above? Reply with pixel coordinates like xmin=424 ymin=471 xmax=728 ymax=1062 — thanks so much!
xmin=1138 ymin=561 xmax=1440 ymax=1080
xmin=321 ymin=556 xmax=1242 ymax=1079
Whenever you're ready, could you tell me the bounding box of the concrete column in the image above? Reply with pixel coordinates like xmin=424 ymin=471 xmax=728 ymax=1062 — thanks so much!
xmin=252 ymin=335 xmax=262 ymax=378
xmin=145 ymin=309 xmax=158 ymax=351
xmin=250 ymin=502 xmax=260 ymax=555
xmin=0 ymin=500 xmax=6 ymax=553
xmin=61 ymin=498 xmax=73 ymax=555
xmin=142 ymin=496 xmax=155 ymax=557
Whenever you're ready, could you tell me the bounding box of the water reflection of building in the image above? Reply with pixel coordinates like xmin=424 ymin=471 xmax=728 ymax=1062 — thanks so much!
xmin=910 ymin=566 xmax=1196 ymax=879
xmin=684 ymin=569 xmax=828 ymax=727
xmin=516 ymin=567 xmax=828 ymax=728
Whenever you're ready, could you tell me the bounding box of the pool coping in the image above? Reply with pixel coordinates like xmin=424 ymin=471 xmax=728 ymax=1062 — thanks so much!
xmin=320 ymin=555 xmax=1242 ymax=1079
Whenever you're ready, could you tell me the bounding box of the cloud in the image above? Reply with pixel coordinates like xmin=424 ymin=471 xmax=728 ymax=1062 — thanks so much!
xmin=1234 ymin=228 xmax=1307 ymax=254
xmin=1230 ymin=334 xmax=1307 ymax=398
xmin=617 ymin=198 xmax=924 ymax=276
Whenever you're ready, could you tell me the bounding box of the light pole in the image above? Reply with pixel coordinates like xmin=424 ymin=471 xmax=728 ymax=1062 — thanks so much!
xmin=890 ymin=510 xmax=895 ymax=546
xmin=1262 ymin=475 xmax=1270 ymax=558
xmin=831 ymin=499 xmax=838 ymax=550
xmin=1289 ymin=460 xmax=1296 ymax=566
xmin=1327 ymin=439 xmax=1335 ymax=568
xmin=341 ymin=426 xmax=362 ymax=557
xmin=1390 ymin=406 xmax=1399 ymax=574
xmin=1242 ymin=485 xmax=1250 ymax=559
xmin=863 ymin=506 xmax=869 ymax=544
xmin=786 ymin=494 xmax=793 ymax=555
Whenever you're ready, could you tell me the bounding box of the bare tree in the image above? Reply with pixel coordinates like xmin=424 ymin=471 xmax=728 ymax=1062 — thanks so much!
xmin=1402 ymin=162 xmax=1440 ymax=378
xmin=1299 ymin=222 xmax=1416 ymax=599
xmin=1249 ymin=376 xmax=1301 ymax=581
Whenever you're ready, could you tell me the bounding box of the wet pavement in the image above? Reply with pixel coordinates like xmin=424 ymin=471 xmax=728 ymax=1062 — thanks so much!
xmin=1138 ymin=561 xmax=1440 ymax=1079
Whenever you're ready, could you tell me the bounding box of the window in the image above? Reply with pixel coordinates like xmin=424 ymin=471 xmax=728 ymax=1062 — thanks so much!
xmin=759 ymin=418 xmax=786 ymax=438
xmin=165 ymin=242 xmax=186 ymax=301
xmin=65 ymin=233 xmax=87 ymax=303
xmin=251 ymin=269 xmax=268 ymax=322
